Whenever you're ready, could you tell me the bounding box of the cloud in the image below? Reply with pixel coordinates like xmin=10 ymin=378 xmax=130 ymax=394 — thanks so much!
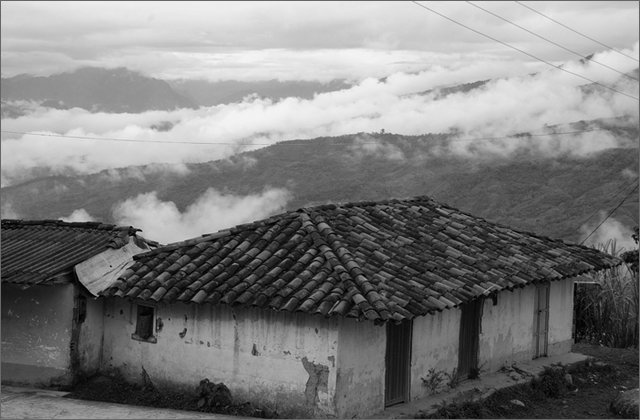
xmin=112 ymin=187 xmax=292 ymax=244
xmin=95 ymin=163 xmax=190 ymax=184
xmin=348 ymin=134 xmax=406 ymax=162
xmin=1 ymin=2 xmax=638 ymax=81
xmin=621 ymin=168 xmax=638 ymax=180
xmin=60 ymin=208 xmax=96 ymax=223
xmin=1 ymin=200 xmax=20 ymax=219
xmin=579 ymin=214 xmax=637 ymax=253
xmin=1 ymin=48 xmax=638 ymax=186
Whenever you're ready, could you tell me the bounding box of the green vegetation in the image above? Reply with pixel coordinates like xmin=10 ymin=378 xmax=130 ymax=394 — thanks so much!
xmin=575 ymin=235 xmax=639 ymax=349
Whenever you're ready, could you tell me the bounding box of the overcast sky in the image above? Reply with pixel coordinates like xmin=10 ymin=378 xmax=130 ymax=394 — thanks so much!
xmin=1 ymin=1 xmax=638 ymax=244
xmin=2 ymin=1 xmax=639 ymax=82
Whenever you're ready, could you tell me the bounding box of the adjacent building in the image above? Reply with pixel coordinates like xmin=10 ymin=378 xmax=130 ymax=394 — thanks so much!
xmin=1 ymin=219 xmax=151 ymax=387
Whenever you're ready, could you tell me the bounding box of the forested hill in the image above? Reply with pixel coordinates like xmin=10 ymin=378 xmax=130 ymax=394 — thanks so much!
xmin=2 ymin=123 xmax=638 ymax=245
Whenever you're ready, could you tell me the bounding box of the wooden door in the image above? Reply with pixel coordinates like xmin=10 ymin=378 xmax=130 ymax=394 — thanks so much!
xmin=385 ymin=320 xmax=412 ymax=407
xmin=534 ymin=282 xmax=550 ymax=358
xmin=458 ymin=299 xmax=483 ymax=379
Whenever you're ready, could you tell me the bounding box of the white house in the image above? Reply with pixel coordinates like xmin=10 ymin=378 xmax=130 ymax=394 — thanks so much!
xmin=99 ymin=196 xmax=619 ymax=418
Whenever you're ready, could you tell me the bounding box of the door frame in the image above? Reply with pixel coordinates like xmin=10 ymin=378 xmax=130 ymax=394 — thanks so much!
xmin=384 ymin=320 xmax=413 ymax=407
xmin=533 ymin=282 xmax=550 ymax=358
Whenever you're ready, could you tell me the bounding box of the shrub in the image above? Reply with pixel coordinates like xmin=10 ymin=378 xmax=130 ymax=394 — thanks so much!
xmin=196 ymin=378 xmax=232 ymax=410
xmin=574 ymin=238 xmax=639 ymax=348
xmin=530 ymin=365 xmax=568 ymax=399
xmin=421 ymin=368 xmax=446 ymax=394
xmin=444 ymin=367 xmax=461 ymax=389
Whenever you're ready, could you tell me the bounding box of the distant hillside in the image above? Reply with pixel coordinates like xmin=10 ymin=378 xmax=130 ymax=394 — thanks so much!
xmin=167 ymin=79 xmax=353 ymax=106
xmin=0 ymin=67 xmax=353 ymax=115
xmin=0 ymin=67 xmax=196 ymax=113
xmin=2 ymin=121 xmax=638 ymax=244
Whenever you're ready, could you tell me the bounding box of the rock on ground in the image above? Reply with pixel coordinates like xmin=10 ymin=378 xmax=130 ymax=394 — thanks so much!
xmin=610 ymin=388 xmax=639 ymax=418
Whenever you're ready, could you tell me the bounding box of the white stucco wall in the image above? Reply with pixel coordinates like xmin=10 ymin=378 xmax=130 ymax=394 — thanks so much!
xmin=410 ymin=308 xmax=461 ymax=400
xmin=77 ymin=296 xmax=104 ymax=375
xmin=547 ymin=278 xmax=574 ymax=356
xmin=479 ymin=279 xmax=575 ymax=371
xmin=478 ymin=286 xmax=537 ymax=372
xmin=335 ymin=318 xmax=386 ymax=418
xmin=101 ymin=299 xmax=339 ymax=417
xmin=1 ymin=283 xmax=75 ymax=386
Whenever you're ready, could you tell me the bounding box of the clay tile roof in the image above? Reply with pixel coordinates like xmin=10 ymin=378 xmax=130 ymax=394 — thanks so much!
xmin=100 ymin=196 xmax=621 ymax=322
xmin=1 ymin=219 xmax=145 ymax=286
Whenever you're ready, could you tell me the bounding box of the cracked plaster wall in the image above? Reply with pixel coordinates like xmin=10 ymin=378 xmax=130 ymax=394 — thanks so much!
xmin=101 ymin=300 xmax=339 ymax=417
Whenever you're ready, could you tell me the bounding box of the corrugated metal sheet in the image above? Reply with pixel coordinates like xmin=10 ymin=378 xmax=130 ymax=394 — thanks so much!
xmin=1 ymin=219 xmax=142 ymax=286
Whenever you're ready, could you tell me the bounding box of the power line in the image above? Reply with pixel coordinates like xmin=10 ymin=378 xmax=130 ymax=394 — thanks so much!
xmin=579 ymin=182 xmax=639 ymax=245
xmin=0 ymin=127 xmax=612 ymax=147
xmin=574 ymin=178 xmax=640 ymax=234
xmin=409 ymin=1 xmax=639 ymax=101
xmin=515 ymin=1 xmax=640 ymax=64
xmin=0 ymin=130 xmax=247 ymax=146
xmin=465 ymin=1 xmax=638 ymax=82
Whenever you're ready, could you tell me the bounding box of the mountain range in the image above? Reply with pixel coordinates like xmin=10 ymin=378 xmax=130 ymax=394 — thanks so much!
xmin=0 ymin=67 xmax=353 ymax=115
xmin=0 ymin=67 xmax=195 ymax=113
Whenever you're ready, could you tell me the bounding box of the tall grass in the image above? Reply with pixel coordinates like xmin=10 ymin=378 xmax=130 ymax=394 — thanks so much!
xmin=574 ymin=239 xmax=639 ymax=348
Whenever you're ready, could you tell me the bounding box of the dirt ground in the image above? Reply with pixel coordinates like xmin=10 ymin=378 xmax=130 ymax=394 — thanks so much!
xmin=510 ymin=343 xmax=639 ymax=419
xmin=424 ymin=342 xmax=639 ymax=419
xmin=64 ymin=374 xmax=272 ymax=418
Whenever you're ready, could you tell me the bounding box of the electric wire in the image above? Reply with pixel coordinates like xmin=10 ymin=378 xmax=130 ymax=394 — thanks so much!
xmin=574 ymin=177 xmax=640 ymax=235
xmin=0 ymin=127 xmax=612 ymax=147
xmin=514 ymin=1 xmax=640 ymax=63
xmin=579 ymin=182 xmax=639 ymax=245
xmin=465 ymin=1 xmax=638 ymax=82
xmin=409 ymin=1 xmax=639 ymax=101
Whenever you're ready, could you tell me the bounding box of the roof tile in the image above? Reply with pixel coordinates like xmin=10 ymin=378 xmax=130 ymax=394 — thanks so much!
xmin=100 ymin=196 xmax=620 ymax=322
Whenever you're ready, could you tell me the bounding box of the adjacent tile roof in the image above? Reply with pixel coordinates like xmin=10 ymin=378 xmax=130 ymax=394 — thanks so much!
xmin=102 ymin=196 xmax=621 ymax=322
xmin=1 ymin=219 xmax=145 ymax=286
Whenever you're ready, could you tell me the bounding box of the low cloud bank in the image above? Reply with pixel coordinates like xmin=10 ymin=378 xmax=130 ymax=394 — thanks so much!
xmin=60 ymin=208 xmax=96 ymax=223
xmin=1 ymin=43 xmax=638 ymax=186
xmin=112 ymin=187 xmax=292 ymax=244
xmin=579 ymin=215 xmax=637 ymax=253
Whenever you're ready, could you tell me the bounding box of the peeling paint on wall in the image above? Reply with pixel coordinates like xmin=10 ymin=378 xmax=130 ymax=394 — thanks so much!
xmin=179 ymin=328 xmax=187 ymax=339
xmin=156 ymin=318 xmax=164 ymax=332
xmin=302 ymin=357 xmax=329 ymax=408
xmin=102 ymin=301 xmax=339 ymax=417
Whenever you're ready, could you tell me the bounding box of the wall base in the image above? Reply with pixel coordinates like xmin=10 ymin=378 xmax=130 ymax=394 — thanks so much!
xmin=547 ymin=339 xmax=573 ymax=357
xmin=1 ymin=362 xmax=72 ymax=389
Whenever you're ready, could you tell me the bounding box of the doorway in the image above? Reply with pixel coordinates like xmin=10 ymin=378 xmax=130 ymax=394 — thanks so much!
xmin=458 ymin=298 xmax=483 ymax=379
xmin=385 ymin=320 xmax=412 ymax=407
xmin=534 ymin=282 xmax=550 ymax=358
